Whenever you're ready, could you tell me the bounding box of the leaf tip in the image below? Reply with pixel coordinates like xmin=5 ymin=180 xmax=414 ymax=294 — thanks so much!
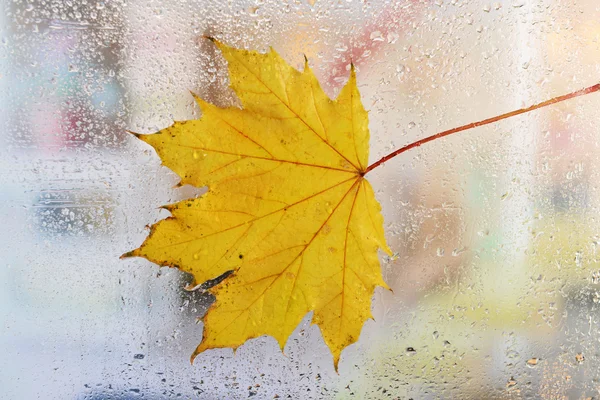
xmin=382 ymin=281 xmax=393 ymax=293
xmin=120 ymin=249 xmax=138 ymax=259
xmin=160 ymin=204 xmax=176 ymax=212
xmin=188 ymin=89 xmax=200 ymax=101
xmin=382 ymin=243 xmax=393 ymax=256
xmin=333 ymin=354 xmax=341 ymax=374
xmin=126 ymin=130 xmax=141 ymax=139
xmin=190 ymin=346 xmax=201 ymax=364
xmin=349 ymin=62 xmax=357 ymax=79
xmin=275 ymin=336 xmax=287 ymax=352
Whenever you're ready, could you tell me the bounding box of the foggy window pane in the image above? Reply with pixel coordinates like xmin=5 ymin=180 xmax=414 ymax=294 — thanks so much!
xmin=2 ymin=0 xmax=600 ymax=398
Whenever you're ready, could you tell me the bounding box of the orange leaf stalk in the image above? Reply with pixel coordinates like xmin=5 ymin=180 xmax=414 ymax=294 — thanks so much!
xmin=365 ymin=83 xmax=600 ymax=174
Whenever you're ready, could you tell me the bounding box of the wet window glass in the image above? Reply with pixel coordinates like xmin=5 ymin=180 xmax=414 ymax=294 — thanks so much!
xmin=2 ymin=0 xmax=600 ymax=398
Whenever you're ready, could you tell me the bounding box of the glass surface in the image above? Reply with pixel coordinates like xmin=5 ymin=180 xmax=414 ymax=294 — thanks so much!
xmin=2 ymin=0 xmax=600 ymax=398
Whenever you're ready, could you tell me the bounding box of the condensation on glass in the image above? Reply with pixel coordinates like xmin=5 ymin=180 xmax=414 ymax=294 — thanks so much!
xmin=1 ymin=0 xmax=599 ymax=398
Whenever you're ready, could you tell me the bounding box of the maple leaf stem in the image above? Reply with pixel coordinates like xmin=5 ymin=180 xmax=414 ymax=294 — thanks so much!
xmin=364 ymin=83 xmax=600 ymax=174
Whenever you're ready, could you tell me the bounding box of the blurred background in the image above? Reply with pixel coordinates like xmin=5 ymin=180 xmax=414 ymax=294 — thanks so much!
xmin=1 ymin=0 xmax=600 ymax=398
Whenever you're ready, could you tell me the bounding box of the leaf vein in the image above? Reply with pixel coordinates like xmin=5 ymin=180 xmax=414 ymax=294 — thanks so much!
xmin=229 ymin=51 xmax=360 ymax=171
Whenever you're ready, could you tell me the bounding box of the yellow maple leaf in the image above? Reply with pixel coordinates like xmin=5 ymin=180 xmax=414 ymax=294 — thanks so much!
xmin=123 ymin=40 xmax=391 ymax=368
xmin=122 ymin=37 xmax=600 ymax=370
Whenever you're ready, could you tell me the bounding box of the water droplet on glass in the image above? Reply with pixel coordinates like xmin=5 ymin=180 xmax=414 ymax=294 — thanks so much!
xmin=526 ymin=358 xmax=538 ymax=367
xmin=575 ymin=251 xmax=583 ymax=268
xmin=335 ymin=43 xmax=348 ymax=52
xmin=452 ymin=247 xmax=466 ymax=256
xmin=387 ymin=32 xmax=399 ymax=44
xmin=370 ymin=31 xmax=384 ymax=42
